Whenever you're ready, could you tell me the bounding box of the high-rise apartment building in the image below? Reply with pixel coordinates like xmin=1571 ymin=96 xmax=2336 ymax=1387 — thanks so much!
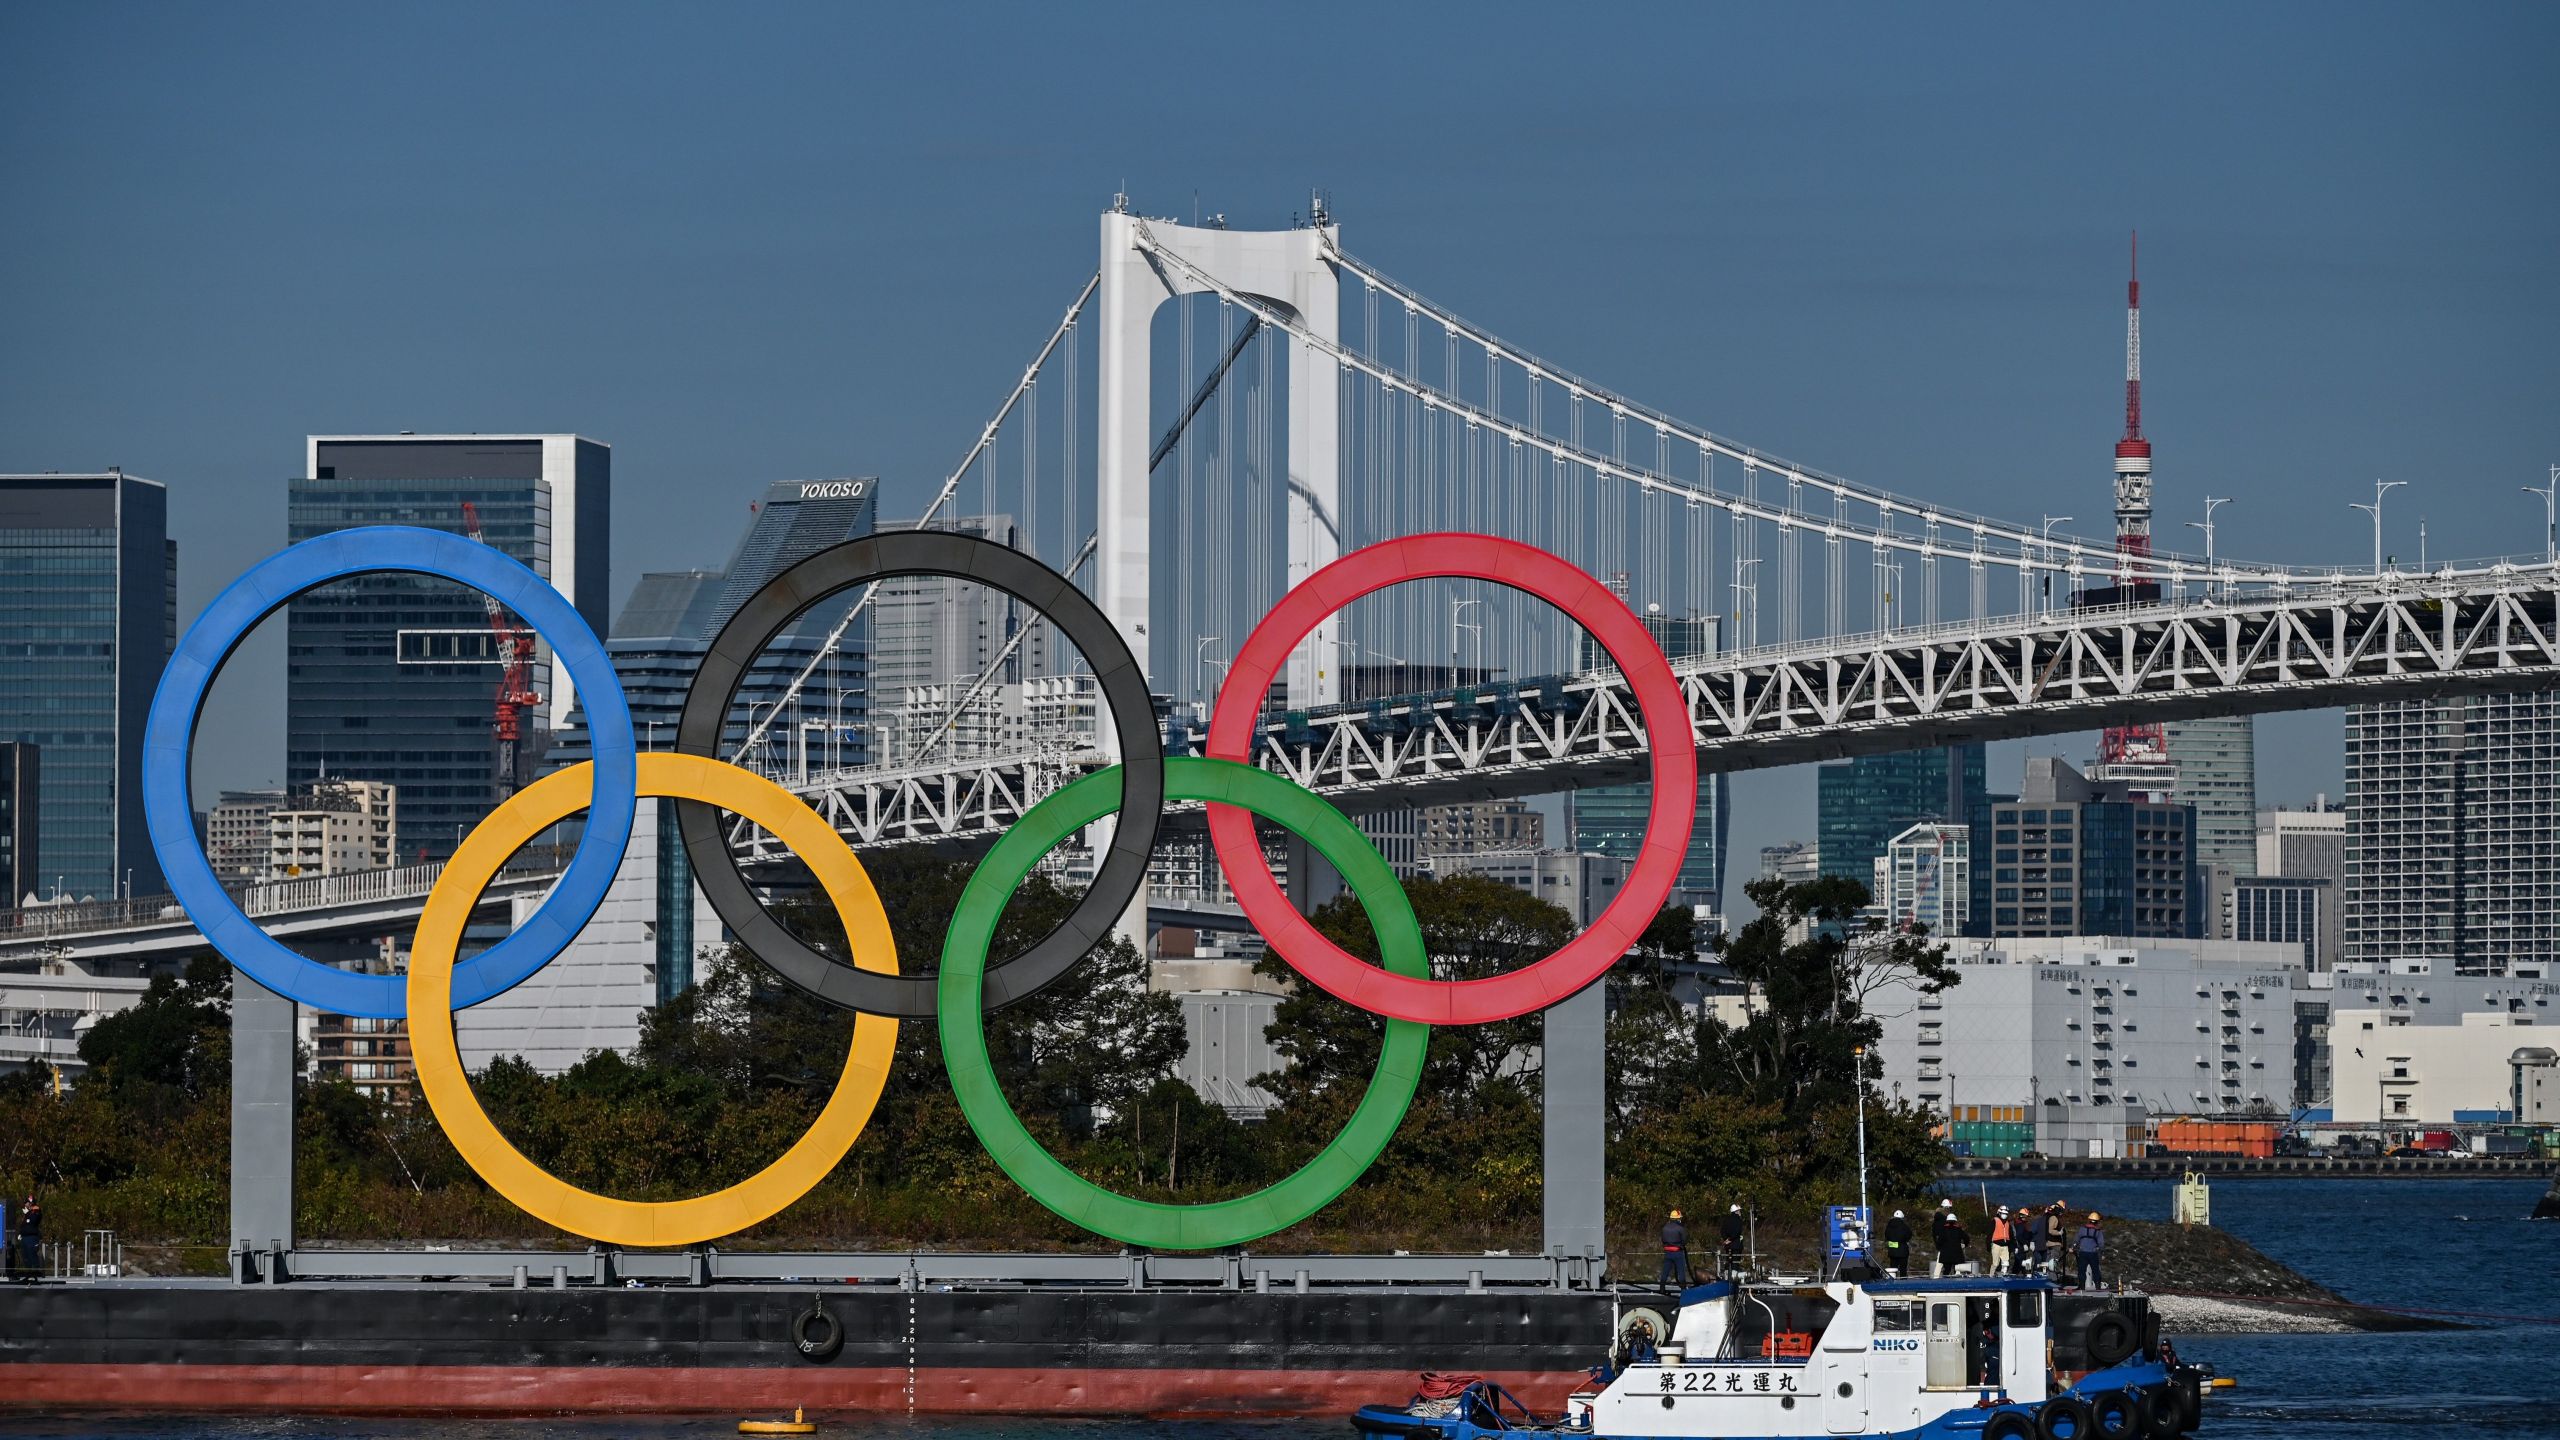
xmin=0 ymin=473 xmax=174 ymax=900
xmin=1873 ymin=822 xmax=1971 ymax=936
xmin=1816 ymin=743 xmax=1990 ymax=927
xmin=289 ymin=436 xmax=608 ymax=861
xmin=1574 ymin=613 xmax=1730 ymax=911
xmin=1988 ymin=756 xmax=2197 ymax=939
xmin=0 ymin=743 xmax=36 ymax=907
xmin=2346 ymin=693 xmax=2560 ymax=976
xmin=205 ymin=789 xmax=287 ymax=884
xmin=2165 ymin=718 xmax=2258 ymax=875
xmin=262 ymin=779 xmax=397 ymax=880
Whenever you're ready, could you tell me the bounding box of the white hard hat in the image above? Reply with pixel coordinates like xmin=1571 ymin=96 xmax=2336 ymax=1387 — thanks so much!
xmin=1893 ymin=1209 xmax=1905 ymax=1218
xmin=1730 ymin=1203 xmax=1743 ymax=1213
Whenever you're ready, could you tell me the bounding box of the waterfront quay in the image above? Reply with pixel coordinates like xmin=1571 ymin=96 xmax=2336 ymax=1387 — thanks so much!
xmin=1944 ymin=1153 xmax=2556 ymax=1181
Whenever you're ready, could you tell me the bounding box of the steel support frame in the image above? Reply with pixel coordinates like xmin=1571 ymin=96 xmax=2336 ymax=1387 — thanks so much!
xmin=269 ymin=1247 xmax=1598 ymax=1291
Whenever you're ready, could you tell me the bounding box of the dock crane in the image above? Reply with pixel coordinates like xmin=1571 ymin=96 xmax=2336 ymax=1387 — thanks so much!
xmin=458 ymin=502 xmax=545 ymax=797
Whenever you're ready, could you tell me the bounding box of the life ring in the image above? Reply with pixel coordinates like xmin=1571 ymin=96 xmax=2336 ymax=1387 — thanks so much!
xmin=2085 ymin=1388 xmax=2139 ymax=1440
xmin=2136 ymin=1387 xmax=2183 ymax=1439
xmin=2035 ymin=1395 xmax=2095 ymax=1440
xmin=1983 ymin=1410 xmax=2038 ymax=1440
xmin=2083 ymin=1310 xmax=2140 ymax=1367
xmin=793 ymin=1301 xmax=843 ymax=1362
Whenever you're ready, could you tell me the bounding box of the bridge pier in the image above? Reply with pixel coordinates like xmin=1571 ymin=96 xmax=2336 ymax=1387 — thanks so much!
xmin=1542 ymin=980 xmax=1607 ymax=1282
xmin=230 ymin=973 xmax=295 ymax=1283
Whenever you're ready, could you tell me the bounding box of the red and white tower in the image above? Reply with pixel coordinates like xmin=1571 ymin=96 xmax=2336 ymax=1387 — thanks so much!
xmin=2097 ymin=231 xmax=2170 ymax=777
xmin=2113 ymin=231 xmax=2153 ymax=570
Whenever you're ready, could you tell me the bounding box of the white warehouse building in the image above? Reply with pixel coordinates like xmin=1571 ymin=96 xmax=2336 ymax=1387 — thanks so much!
xmin=1871 ymin=937 xmax=2307 ymax=1119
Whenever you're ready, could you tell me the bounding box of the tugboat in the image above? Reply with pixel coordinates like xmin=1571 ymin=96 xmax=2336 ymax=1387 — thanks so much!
xmin=1354 ymin=1274 xmax=2202 ymax=1440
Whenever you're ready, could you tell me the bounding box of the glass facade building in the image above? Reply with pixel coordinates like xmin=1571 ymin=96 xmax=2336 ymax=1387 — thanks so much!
xmin=2165 ymin=717 xmax=2258 ymax=876
xmin=1816 ymin=742 xmax=1991 ymax=930
xmin=288 ymin=436 xmax=608 ymax=862
xmin=1571 ymin=613 xmax=1730 ymax=913
xmin=0 ymin=474 xmax=174 ymax=901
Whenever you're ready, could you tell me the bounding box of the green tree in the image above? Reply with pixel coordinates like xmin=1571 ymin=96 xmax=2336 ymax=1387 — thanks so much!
xmin=77 ymin=954 xmax=231 ymax=1097
xmin=1701 ymin=875 xmax=1958 ymax=1120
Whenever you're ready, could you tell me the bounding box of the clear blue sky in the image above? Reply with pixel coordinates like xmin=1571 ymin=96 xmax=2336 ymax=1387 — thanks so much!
xmin=4 ymin=3 xmax=2554 ymax=914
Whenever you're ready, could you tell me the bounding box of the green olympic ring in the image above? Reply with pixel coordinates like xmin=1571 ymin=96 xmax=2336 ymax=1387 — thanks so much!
xmin=938 ymin=756 xmax=1429 ymax=1250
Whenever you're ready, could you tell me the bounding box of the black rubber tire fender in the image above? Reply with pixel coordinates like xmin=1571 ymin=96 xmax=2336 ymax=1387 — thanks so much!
xmin=2084 ymin=1310 xmax=2140 ymax=1368
xmin=1984 ymin=1411 xmax=2039 ymax=1440
xmin=2136 ymin=1386 xmax=2184 ymax=1439
xmin=793 ymin=1301 xmax=844 ymax=1362
xmin=2173 ymin=1370 xmax=2203 ymax=1432
xmin=2141 ymin=1311 xmax=2163 ymax=1362
xmin=2086 ymin=1388 xmax=2139 ymax=1440
xmin=2037 ymin=1395 xmax=2097 ymax=1440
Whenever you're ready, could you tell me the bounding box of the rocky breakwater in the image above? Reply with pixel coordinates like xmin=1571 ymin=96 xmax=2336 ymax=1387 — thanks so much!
xmin=2108 ymin=1214 xmax=2454 ymax=1335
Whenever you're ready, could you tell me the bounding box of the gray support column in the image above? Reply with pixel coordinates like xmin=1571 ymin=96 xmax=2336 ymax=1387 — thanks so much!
xmin=230 ymin=972 xmax=295 ymax=1282
xmin=1542 ymin=980 xmax=1607 ymax=1277
xmin=1284 ymin=834 xmax=1345 ymax=917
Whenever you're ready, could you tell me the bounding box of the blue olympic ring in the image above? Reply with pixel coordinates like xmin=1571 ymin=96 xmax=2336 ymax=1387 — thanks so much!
xmin=143 ymin=526 xmax=636 ymax=1017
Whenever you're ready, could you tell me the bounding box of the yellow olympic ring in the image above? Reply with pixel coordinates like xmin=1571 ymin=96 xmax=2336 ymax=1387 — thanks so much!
xmin=408 ymin=752 xmax=898 ymax=1247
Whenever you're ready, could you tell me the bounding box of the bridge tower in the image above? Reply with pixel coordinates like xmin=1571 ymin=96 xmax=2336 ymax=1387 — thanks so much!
xmin=1095 ymin=200 xmax=1342 ymax=711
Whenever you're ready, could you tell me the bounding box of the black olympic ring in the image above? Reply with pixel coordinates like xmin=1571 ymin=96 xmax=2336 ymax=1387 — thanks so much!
xmin=675 ymin=531 xmax=1164 ymax=1018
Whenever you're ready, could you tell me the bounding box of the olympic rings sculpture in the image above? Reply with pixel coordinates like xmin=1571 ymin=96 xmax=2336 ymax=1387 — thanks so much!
xmin=147 ymin=527 xmax=1689 ymax=1249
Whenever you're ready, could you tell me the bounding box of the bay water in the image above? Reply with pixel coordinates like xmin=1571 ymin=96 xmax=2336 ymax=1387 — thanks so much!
xmin=6 ymin=1177 xmax=2553 ymax=1439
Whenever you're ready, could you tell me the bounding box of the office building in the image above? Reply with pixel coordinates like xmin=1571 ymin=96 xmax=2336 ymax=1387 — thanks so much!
xmin=450 ymin=794 xmax=724 ymax=1072
xmin=2206 ymin=871 xmax=2335 ymax=971
xmin=0 ymin=743 xmax=36 ymax=908
xmin=2345 ymin=693 xmax=2560 ymax=976
xmin=1873 ymin=823 xmax=1970 ymax=936
xmin=1817 ymin=743 xmax=1990 ymax=926
xmin=1759 ymin=841 xmax=1820 ymax=887
xmin=1574 ymin=613 xmax=1730 ymax=910
xmin=870 ymin=514 xmax=1046 ymax=762
xmin=2165 ymin=718 xmax=2257 ymax=875
xmin=1988 ymin=756 xmax=2197 ymax=940
xmin=1427 ymin=849 xmax=1631 ymax=927
xmin=1420 ymin=800 xmax=1544 ymax=858
xmin=2258 ymin=803 xmax=2345 ymax=881
xmin=289 ymin=436 xmax=608 ymax=862
xmin=553 ymin=478 xmax=878 ymax=781
xmin=1869 ymin=936 xmax=2306 ymax=1117
xmin=0 ymin=473 xmax=174 ymax=900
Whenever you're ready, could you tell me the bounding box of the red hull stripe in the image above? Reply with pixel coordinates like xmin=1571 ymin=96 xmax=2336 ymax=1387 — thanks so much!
xmin=0 ymin=1364 xmax=1592 ymax=1418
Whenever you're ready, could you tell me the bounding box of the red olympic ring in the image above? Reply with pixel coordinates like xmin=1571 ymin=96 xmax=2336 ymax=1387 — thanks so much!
xmin=1204 ymin=534 xmax=1697 ymax=1024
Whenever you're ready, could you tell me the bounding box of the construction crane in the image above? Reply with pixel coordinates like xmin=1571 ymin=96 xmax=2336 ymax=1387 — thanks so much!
xmin=458 ymin=502 xmax=545 ymax=798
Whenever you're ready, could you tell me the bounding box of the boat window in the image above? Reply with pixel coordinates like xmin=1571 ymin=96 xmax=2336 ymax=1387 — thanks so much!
xmin=1874 ymin=1300 xmax=1924 ymax=1332
xmin=1931 ymin=1303 xmax=1955 ymax=1331
xmin=2006 ymin=1290 xmax=2042 ymax=1329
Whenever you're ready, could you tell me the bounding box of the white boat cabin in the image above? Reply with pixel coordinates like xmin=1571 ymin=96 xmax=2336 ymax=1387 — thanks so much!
xmin=1579 ymin=1278 xmax=2056 ymax=1438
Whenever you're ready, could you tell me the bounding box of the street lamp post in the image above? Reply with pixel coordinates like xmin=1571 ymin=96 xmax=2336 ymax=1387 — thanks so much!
xmin=2038 ymin=517 xmax=2072 ymax=616
xmin=1448 ymin=600 xmax=1482 ymax=684
xmin=1195 ymin=636 xmax=1227 ymax=699
xmin=2349 ymin=479 xmax=2408 ymax=575
xmin=2185 ymin=496 xmax=2231 ymax=600
xmin=2526 ymin=467 xmax=2558 ymax=567
xmin=832 ymin=688 xmax=860 ymax=769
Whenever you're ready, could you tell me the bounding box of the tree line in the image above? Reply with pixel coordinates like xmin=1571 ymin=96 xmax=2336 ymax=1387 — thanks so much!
xmin=0 ymin=858 xmax=1958 ymax=1260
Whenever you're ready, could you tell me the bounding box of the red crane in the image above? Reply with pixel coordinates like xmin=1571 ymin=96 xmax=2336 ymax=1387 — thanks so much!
xmin=458 ymin=502 xmax=545 ymax=798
